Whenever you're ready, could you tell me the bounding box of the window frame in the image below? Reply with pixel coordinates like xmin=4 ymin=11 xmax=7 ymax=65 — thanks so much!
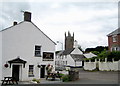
xmin=112 ymin=35 xmax=117 ymax=42
xmin=28 ymin=65 xmax=34 ymax=77
xmin=34 ymin=45 xmax=41 ymax=57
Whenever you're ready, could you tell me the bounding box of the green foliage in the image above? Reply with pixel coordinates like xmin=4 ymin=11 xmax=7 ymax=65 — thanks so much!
xmin=32 ymin=78 xmax=40 ymax=83
xmin=32 ymin=78 xmax=37 ymax=81
xmin=84 ymin=57 xmax=97 ymax=62
xmin=97 ymin=50 xmax=107 ymax=58
xmin=107 ymin=51 xmax=120 ymax=61
xmin=62 ymin=75 xmax=70 ymax=82
xmin=85 ymin=46 xmax=108 ymax=53
xmin=59 ymin=73 xmax=64 ymax=77
xmin=91 ymin=51 xmax=100 ymax=55
xmin=84 ymin=58 xmax=90 ymax=62
xmin=84 ymin=51 xmax=120 ymax=62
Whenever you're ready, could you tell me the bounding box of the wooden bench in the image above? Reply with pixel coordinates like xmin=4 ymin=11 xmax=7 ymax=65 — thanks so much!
xmin=1 ymin=77 xmax=18 ymax=85
xmin=46 ymin=73 xmax=62 ymax=80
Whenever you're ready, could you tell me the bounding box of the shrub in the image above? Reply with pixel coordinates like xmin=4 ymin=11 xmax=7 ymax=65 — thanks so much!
xmin=84 ymin=58 xmax=90 ymax=62
xmin=32 ymin=78 xmax=37 ymax=81
xmin=32 ymin=78 xmax=40 ymax=83
xmin=59 ymin=73 xmax=64 ymax=77
xmin=62 ymin=75 xmax=70 ymax=82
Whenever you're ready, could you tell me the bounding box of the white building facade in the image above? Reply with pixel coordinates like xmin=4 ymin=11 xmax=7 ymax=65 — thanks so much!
xmin=0 ymin=32 xmax=2 ymax=81
xmin=0 ymin=12 xmax=56 ymax=81
xmin=55 ymin=40 xmax=84 ymax=70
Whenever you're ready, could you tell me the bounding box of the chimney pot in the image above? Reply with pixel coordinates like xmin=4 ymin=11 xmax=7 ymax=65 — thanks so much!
xmin=24 ymin=11 xmax=31 ymax=22
xmin=13 ymin=21 xmax=17 ymax=26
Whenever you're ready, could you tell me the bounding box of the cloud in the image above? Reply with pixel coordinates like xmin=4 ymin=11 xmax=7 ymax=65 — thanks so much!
xmin=0 ymin=1 xmax=118 ymax=50
xmin=35 ymin=2 xmax=117 ymax=50
xmin=0 ymin=2 xmax=31 ymax=30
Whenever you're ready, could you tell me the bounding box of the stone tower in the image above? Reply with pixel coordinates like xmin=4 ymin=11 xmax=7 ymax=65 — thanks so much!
xmin=65 ymin=31 xmax=74 ymax=50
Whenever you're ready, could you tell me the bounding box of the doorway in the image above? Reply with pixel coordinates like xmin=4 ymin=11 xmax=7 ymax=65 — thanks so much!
xmin=12 ymin=65 xmax=20 ymax=81
xmin=40 ymin=65 xmax=46 ymax=78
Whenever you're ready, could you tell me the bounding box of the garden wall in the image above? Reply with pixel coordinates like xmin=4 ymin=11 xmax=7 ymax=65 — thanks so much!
xmin=84 ymin=60 xmax=120 ymax=71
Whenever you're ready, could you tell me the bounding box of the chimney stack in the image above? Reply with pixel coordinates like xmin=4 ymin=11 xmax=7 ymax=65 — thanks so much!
xmin=24 ymin=11 xmax=31 ymax=22
xmin=13 ymin=21 xmax=17 ymax=26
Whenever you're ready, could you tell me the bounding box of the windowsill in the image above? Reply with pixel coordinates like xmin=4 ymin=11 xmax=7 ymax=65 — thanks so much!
xmin=34 ymin=56 xmax=42 ymax=57
xmin=43 ymin=59 xmax=54 ymax=61
xmin=28 ymin=75 xmax=34 ymax=77
xmin=113 ymin=41 xmax=117 ymax=43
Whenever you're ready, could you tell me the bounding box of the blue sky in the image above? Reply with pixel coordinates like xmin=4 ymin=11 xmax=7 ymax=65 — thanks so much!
xmin=0 ymin=0 xmax=119 ymax=50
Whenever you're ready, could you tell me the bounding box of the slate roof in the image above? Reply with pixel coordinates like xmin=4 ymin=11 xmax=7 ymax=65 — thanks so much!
xmin=70 ymin=54 xmax=85 ymax=61
xmin=56 ymin=47 xmax=84 ymax=56
xmin=107 ymin=27 xmax=120 ymax=36
xmin=83 ymin=52 xmax=97 ymax=58
xmin=62 ymin=48 xmax=75 ymax=55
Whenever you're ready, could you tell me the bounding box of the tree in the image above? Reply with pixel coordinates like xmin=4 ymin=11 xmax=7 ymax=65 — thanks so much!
xmin=85 ymin=46 xmax=108 ymax=53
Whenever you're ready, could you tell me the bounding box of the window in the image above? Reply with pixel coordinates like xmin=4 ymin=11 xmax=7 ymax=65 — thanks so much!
xmin=65 ymin=55 xmax=67 ymax=59
xmin=28 ymin=65 xmax=34 ymax=77
xmin=112 ymin=35 xmax=117 ymax=42
xmin=66 ymin=61 xmax=67 ymax=65
xmin=35 ymin=45 xmax=41 ymax=57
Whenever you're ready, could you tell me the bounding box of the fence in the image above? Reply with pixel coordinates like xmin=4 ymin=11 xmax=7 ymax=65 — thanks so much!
xmin=84 ymin=59 xmax=120 ymax=71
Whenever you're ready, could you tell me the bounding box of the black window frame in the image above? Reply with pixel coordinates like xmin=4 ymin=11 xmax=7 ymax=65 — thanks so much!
xmin=34 ymin=45 xmax=41 ymax=57
xmin=28 ymin=65 xmax=34 ymax=77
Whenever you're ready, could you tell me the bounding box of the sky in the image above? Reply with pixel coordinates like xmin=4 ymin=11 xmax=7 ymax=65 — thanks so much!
xmin=0 ymin=0 xmax=119 ymax=51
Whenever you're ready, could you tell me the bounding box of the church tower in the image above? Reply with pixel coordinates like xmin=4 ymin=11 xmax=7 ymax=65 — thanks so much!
xmin=65 ymin=31 xmax=74 ymax=50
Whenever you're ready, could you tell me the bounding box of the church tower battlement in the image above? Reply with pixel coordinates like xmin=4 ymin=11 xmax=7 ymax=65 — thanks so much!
xmin=65 ymin=31 xmax=74 ymax=50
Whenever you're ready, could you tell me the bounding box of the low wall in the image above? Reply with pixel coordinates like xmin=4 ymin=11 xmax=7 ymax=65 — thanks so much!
xmin=84 ymin=60 xmax=120 ymax=71
xmin=84 ymin=62 xmax=96 ymax=70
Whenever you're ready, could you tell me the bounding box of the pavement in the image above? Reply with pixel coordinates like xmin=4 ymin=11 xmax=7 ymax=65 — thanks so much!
xmin=0 ymin=68 xmax=119 ymax=85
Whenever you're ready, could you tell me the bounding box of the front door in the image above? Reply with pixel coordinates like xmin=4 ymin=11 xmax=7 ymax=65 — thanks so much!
xmin=82 ymin=61 xmax=84 ymax=67
xmin=12 ymin=65 xmax=19 ymax=81
xmin=40 ymin=65 xmax=46 ymax=78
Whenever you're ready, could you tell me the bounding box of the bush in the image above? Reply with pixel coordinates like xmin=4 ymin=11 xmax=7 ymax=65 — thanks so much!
xmin=59 ymin=73 xmax=64 ymax=77
xmin=32 ymin=78 xmax=37 ymax=81
xmin=84 ymin=58 xmax=90 ymax=62
xmin=32 ymin=78 xmax=40 ymax=83
xmin=97 ymin=51 xmax=120 ymax=62
xmin=62 ymin=75 xmax=70 ymax=82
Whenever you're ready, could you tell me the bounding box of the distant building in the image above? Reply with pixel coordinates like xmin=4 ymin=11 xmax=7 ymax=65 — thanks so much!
xmin=56 ymin=39 xmax=85 ymax=70
xmin=107 ymin=28 xmax=120 ymax=51
xmin=0 ymin=11 xmax=56 ymax=81
xmin=65 ymin=31 xmax=74 ymax=50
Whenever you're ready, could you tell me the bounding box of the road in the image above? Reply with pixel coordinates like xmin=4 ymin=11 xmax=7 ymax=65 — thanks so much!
xmin=63 ymin=68 xmax=119 ymax=84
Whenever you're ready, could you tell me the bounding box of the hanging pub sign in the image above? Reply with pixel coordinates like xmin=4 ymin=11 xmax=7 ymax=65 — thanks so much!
xmin=43 ymin=52 xmax=54 ymax=61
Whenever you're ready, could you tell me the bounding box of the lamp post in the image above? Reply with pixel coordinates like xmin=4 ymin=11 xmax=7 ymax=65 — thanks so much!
xmin=57 ymin=41 xmax=63 ymax=70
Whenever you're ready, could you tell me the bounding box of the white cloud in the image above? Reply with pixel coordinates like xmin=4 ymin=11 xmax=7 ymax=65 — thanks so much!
xmin=0 ymin=1 xmax=118 ymax=50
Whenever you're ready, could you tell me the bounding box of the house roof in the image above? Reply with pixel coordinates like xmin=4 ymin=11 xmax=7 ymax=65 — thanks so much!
xmin=62 ymin=48 xmax=75 ymax=55
xmin=56 ymin=47 xmax=84 ymax=56
xmin=70 ymin=54 xmax=85 ymax=61
xmin=83 ymin=52 xmax=97 ymax=58
xmin=0 ymin=21 xmax=56 ymax=45
xmin=107 ymin=27 xmax=120 ymax=36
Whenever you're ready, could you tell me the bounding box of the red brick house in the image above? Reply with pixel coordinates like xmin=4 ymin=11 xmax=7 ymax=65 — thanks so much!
xmin=107 ymin=28 xmax=120 ymax=51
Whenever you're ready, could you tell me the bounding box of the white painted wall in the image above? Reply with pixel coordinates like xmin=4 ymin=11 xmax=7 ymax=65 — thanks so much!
xmin=0 ymin=32 xmax=2 ymax=82
xmin=2 ymin=21 xmax=55 ymax=81
xmin=71 ymin=48 xmax=83 ymax=54
xmin=67 ymin=55 xmax=75 ymax=66
xmin=84 ymin=62 xmax=96 ymax=70
xmin=84 ymin=60 xmax=120 ymax=71
xmin=99 ymin=61 xmax=119 ymax=71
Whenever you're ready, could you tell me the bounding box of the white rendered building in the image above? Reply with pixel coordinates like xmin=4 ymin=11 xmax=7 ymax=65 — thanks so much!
xmin=55 ymin=40 xmax=85 ymax=70
xmin=0 ymin=12 xmax=56 ymax=81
